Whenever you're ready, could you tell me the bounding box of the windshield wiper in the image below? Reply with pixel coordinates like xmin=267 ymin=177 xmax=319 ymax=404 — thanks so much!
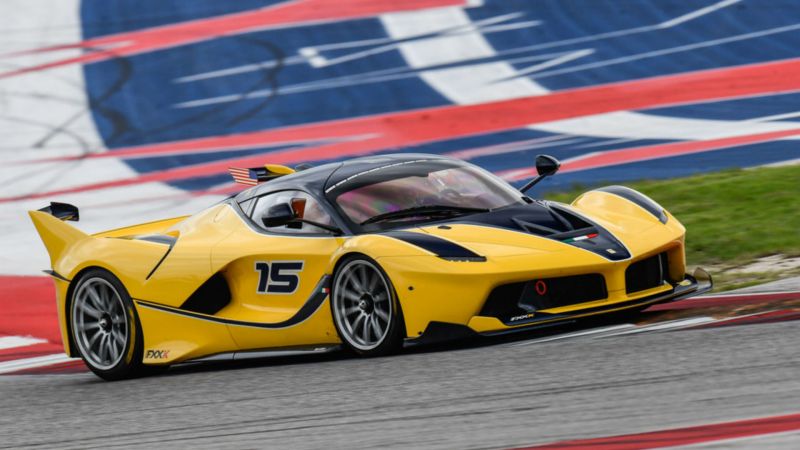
xmin=361 ymin=205 xmax=490 ymax=225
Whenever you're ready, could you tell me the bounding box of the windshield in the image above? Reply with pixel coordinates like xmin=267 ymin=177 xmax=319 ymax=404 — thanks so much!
xmin=333 ymin=162 xmax=525 ymax=230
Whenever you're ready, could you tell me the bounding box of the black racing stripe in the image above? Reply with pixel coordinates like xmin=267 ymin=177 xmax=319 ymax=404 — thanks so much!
xmin=145 ymin=241 xmax=175 ymax=280
xmin=595 ymin=186 xmax=668 ymax=223
xmin=428 ymin=203 xmax=630 ymax=262
xmin=130 ymin=234 xmax=179 ymax=281
xmin=135 ymin=275 xmax=331 ymax=329
xmin=383 ymin=231 xmax=485 ymax=261
xmin=43 ymin=270 xmax=70 ymax=282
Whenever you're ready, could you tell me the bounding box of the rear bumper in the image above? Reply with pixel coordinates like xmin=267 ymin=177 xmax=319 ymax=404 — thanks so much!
xmin=412 ymin=268 xmax=712 ymax=342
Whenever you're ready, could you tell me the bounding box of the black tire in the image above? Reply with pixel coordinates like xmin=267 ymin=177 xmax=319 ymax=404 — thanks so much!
xmin=69 ymin=268 xmax=159 ymax=380
xmin=330 ymin=255 xmax=405 ymax=356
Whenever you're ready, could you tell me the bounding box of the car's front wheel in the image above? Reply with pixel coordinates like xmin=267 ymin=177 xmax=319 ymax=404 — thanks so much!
xmin=330 ymin=256 xmax=405 ymax=356
xmin=70 ymin=268 xmax=148 ymax=380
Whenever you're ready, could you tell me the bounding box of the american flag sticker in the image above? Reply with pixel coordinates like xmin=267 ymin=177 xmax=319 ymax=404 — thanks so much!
xmin=228 ymin=167 xmax=259 ymax=186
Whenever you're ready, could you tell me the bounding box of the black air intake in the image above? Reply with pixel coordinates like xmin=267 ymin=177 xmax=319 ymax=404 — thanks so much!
xmin=626 ymin=252 xmax=669 ymax=294
xmin=481 ymin=274 xmax=608 ymax=324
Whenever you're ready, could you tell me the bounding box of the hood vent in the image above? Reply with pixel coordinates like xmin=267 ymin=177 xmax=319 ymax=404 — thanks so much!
xmin=550 ymin=205 xmax=593 ymax=230
xmin=440 ymin=202 xmax=631 ymax=261
xmin=512 ymin=204 xmax=596 ymax=239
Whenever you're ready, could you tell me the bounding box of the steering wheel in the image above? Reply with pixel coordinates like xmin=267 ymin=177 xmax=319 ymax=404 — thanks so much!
xmin=440 ymin=188 xmax=462 ymax=200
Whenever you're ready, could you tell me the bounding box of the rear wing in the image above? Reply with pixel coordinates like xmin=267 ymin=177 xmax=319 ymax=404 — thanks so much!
xmin=228 ymin=164 xmax=295 ymax=186
xmin=29 ymin=204 xmax=88 ymax=267
xmin=37 ymin=202 xmax=79 ymax=221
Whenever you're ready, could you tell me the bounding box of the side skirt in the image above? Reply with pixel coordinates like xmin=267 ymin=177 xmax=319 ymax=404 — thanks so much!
xmin=183 ymin=345 xmax=340 ymax=363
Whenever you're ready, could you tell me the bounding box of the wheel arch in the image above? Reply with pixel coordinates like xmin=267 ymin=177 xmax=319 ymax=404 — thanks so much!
xmin=63 ymin=265 xmax=131 ymax=358
xmin=329 ymin=233 xmax=461 ymax=339
xmin=329 ymin=251 xmax=412 ymax=340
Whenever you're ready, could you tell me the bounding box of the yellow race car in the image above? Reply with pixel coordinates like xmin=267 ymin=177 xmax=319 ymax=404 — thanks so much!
xmin=30 ymin=154 xmax=711 ymax=380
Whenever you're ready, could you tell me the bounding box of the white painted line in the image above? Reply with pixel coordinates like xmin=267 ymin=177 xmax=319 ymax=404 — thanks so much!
xmin=309 ymin=13 xmax=534 ymax=68
xmin=758 ymin=157 xmax=800 ymax=168
xmin=744 ymin=110 xmax=800 ymax=123
xmin=175 ymin=12 xmax=539 ymax=83
xmin=509 ymin=308 xmax=797 ymax=348
xmin=657 ymin=0 xmax=742 ymax=29
xmin=492 ymin=48 xmax=595 ymax=82
xmin=572 ymin=137 xmax=642 ymax=149
xmin=512 ymin=324 xmax=637 ymax=347
xmin=0 ymin=353 xmax=75 ymax=374
xmin=684 ymin=310 xmax=791 ymax=328
xmin=174 ymin=55 xmax=307 ymax=83
xmin=609 ymin=317 xmax=717 ymax=336
xmin=522 ymin=23 xmax=800 ymax=82
xmin=446 ymin=136 xmax=586 ymax=160
xmin=0 ymin=336 xmax=46 ymax=350
xmin=174 ymin=48 xmax=579 ymax=108
xmin=697 ymin=290 xmax=800 ymax=298
xmin=444 ymin=0 xmax=743 ymax=59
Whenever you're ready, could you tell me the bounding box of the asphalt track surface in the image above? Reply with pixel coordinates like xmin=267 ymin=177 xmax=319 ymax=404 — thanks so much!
xmin=2 ymin=291 xmax=800 ymax=449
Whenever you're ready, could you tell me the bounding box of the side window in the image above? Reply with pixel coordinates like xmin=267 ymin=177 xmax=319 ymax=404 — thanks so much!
xmin=238 ymin=198 xmax=255 ymax=216
xmin=250 ymin=190 xmax=335 ymax=234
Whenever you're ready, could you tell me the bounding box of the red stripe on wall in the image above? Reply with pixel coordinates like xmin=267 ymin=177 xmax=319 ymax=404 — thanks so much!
xmin=0 ymin=276 xmax=61 ymax=343
xmin=5 ymin=58 xmax=800 ymax=202
xmin=0 ymin=276 xmax=66 ymax=365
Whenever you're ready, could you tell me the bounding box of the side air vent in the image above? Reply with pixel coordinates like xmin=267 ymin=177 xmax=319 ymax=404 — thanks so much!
xmin=180 ymin=272 xmax=232 ymax=315
xmin=549 ymin=205 xmax=593 ymax=230
xmin=626 ymin=252 xmax=669 ymax=294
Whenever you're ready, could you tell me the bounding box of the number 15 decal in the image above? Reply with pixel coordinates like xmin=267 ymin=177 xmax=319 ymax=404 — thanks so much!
xmin=255 ymin=261 xmax=304 ymax=294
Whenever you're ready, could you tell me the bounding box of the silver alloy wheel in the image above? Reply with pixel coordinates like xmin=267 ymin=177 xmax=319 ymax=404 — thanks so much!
xmin=332 ymin=259 xmax=393 ymax=351
xmin=71 ymin=277 xmax=129 ymax=370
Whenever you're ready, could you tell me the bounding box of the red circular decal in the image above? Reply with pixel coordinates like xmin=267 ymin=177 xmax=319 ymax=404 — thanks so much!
xmin=535 ymin=280 xmax=547 ymax=296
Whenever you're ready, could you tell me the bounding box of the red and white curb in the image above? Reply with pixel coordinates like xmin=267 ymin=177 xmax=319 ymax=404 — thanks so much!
xmin=0 ymin=336 xmax=46 ymax=350
xmin=511 ymin=291 xmax=800 ymax=347
xmin=0 ymin=353 xmax=76 ymax=374
xmin=0 ymin=335 xmax=78 ymax=375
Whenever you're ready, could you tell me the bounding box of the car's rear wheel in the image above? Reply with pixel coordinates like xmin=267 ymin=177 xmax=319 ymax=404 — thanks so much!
xmin=331 ymin=256 xmax=405 ymax=356
xmin=70 ymin=269 xmax=151 ymax=380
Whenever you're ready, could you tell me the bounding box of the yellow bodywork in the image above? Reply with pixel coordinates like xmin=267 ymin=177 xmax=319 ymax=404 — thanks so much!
xmin=29 ymin=189 xmax=689 ymax=365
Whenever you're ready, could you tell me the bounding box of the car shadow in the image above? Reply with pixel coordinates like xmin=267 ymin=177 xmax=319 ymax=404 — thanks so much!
xmin=156 ymin=310 xmax=653 ymax=379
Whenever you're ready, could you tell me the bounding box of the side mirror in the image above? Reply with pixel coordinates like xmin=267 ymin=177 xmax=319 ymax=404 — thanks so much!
xmin=261 ymin=202 xmax=296 ymax=228
xmin=519 ymin=154 xmax=561 ymax=194
xmin=535 ymin=154 xmax=560 ymax=176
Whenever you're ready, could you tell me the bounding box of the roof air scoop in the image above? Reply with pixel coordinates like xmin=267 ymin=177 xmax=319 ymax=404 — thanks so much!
xmin=228 ymin=164 xmax=295 ymax=186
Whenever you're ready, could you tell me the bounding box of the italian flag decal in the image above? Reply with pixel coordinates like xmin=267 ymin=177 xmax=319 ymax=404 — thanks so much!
xmin=563 ymin=233 xmax=599 ymax=243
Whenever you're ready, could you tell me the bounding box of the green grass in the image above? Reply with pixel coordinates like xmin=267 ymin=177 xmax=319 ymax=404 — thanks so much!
xmin=710 ymin=269 xmax=800 ymax=292
xmin=544 ymin=165 xmax=800 ymax=268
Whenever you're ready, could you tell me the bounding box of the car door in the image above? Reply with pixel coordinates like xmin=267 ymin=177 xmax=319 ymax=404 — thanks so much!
xmin=211 ymin=190 xmax=345 ymax=350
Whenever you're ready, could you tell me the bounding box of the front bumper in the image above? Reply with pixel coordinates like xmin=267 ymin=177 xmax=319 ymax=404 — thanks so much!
xmin=412 ymin=268 xmax=712 ymax=342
